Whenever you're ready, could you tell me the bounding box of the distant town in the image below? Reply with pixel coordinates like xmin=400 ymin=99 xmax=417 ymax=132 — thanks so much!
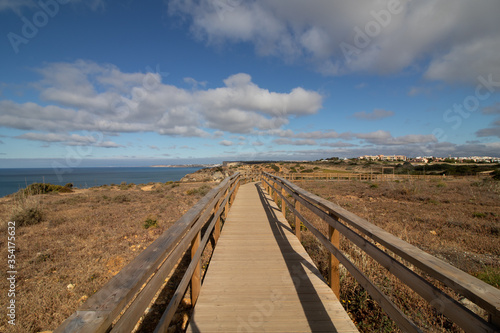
xmin=222 ymin=155 xmax=500 ymax=167
xmin=356 ymin=155 xmax=500 ymax=163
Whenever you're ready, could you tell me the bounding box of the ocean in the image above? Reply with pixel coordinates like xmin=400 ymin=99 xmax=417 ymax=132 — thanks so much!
xmin=0 ymin=167 xmax=203 ymax=198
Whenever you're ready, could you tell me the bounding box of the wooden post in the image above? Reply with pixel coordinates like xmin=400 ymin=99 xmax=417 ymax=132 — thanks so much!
xmin=328 ymin=217 xmax=340 ymax=299
xmin=281 ymin=187 xmax=287 ymax=217
xmin=273 ymin=182 xmax=278 ymax=203
xmin=489 ymin=313 xmax=500 ymax=328
xmin=191 ymin=231 xmax=201 ymax=305
xmin=224 ymin=188 xmax=229 ymax=219
xmin=214 ymin=200 xmax=221 ymax=243
xmin=295 ymin=199 xmax=301 ymax=241
xmin=230 ymin=183 xmax=237 ymax=206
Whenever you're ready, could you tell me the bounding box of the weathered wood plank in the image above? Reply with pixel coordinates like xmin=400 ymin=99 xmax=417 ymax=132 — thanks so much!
xmin=186 ymin=182 xmax=358 ymax=333
xmin=264 ymin=173 xmax=500 ymax=333
xmin=56 ymin=175 xmax=240 ymax=333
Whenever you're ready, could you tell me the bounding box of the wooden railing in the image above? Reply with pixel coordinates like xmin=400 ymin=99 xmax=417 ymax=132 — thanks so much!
xmin=55 ymin=173 xmax=240 ymax=333
xmin=262 ymin=172 xmax=500 ymax=333
xmin=276 ymin=172 xmax=463 ymax=181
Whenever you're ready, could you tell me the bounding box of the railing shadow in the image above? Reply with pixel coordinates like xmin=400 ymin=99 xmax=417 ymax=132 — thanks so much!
xmin=255 ymin=183 xmax=339 ymax=332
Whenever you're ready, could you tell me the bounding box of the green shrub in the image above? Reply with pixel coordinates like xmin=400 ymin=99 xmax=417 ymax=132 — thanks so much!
xmin=113 ymin=194 xmax=130 ymax=203
xmin=22 ymin=183 xmax=72 ymax=195
xmin=186 ymin=189 xmax=197 ymax=195
xmin=58 ymin=186 xmax=73 ymax=193
xmin=119 ymin=182 xmax=135 ymax=190
xmin=10 ymin=193 xmax=44 ymax=227
xmin=11 ymin=207 xmax=44 ymax=226
xmin=436 ymin=182 xmax=446 ymax=188
xmin=186 ymin=185 xmax=211 ymax=196
xmin=370 ymin=183 xmax=379 ymax=188
xmin=143 ymin=216 xmax=158 ymax=229
xmin=476 ymin=267 xmax=500 ymax=288
xmin=472 ymin=212 xmax=486 ymax=218
xmin=269 ymin=164 xmax=280 ymax=172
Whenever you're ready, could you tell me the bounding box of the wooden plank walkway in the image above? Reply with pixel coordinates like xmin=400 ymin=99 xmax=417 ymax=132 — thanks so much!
xmin=187 ymin=182 xmax=358 ymax=332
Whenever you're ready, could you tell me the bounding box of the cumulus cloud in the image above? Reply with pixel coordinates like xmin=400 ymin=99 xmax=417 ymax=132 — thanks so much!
xmin=354 ymin=130 xmax=437 ymax=145
xmin=476 ymin=127 xmax=500 ymax=138
xmin=0 ymin=0 xmax=105 ymax=13
xmin=169 ymin=0 xmax=500 ymax=83
xmin=16 ymin=132 xmax=122 ymax=147
xmin=0 ymin=60 xmax=323 ymax=145
xmin=273 ymin=138 xmax=317 ymax=146
xmin=482 ymin=103 xmax=500 ymax=115
xmin=219 ymin=140 xmax=234 ymax=146
xmin=0 ymin=0 xmax=33 ymax=13
xmin=477 ymin=103 xmax=500 ymax=138
xmin=267 ymin=129 xmax=343 ymax=139
xmin=184 ymin=77 xmax=207 ymax=89
xmin=321 ymin=141 xmax=357 ymax=148
xmin=266 ymin=128 xmax=438 ymax=151
xmin=352 ymin=109 xmax=394 ymax=120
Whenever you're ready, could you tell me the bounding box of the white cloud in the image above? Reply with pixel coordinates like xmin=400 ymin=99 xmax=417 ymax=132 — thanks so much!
xmin=0 ymin=0 xmax=105 ymax=13
xmin=219 ymin=140 xmax=234 ymax=146
xmin=273 ymin=138 xmax=317 ymax=146
xmin=352 ymin=109 xmax=394 ymax=120
xmin=267 ymin=128 xmax=437 ymax=148
xmin=476 ymin=127 xmax=500 ymax=139
xmin=424 ymin=36 xmax=500 ymax=83
xmin=0 ymin=0 xmax=33 ymax=13
xmin=321 ymin=141 xmax=357 ymax=148
xmin=184 ymin=77 xmax=207 ymax=89
xmin=355 ymin=130 xmax=437 ymax=145
xmin=482 ymin=103 xmax=500 ymax=115
xmin=16 ymin=132 xmax=123 ymax=147
xmin=252 ymin=141 xmax=264 ymax=146
xmin=0 ymin=60 xmax=323 ymax=142
xmin=169 ymin=0 xmax=500 ymax=83
xmin=267 ymin=129 xmax=343 ymax=139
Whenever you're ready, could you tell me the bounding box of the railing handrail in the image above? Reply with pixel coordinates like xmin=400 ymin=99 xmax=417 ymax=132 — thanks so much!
xmin=55 ymin=173 xmax=241 ymax=333
xmin=275 ymin=172 xmax=467 ymax=180
xmin=262 ymin=172 xmax=499 ymax=333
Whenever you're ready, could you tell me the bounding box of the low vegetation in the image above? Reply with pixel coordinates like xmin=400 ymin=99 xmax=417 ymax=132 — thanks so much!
xmin=0 ymin=181 xmax=214 ymax=332
xmin=143 ymin=216 xmax=159 ymax=229
xmin=293 ymin=177 xmax=499 ymax=332
xmin=1 ymin=162 xmax=498 ymax=332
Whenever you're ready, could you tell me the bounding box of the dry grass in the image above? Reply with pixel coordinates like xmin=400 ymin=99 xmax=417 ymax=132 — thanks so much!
xmin=289 ymin=177 xmax=499 ymax=332
xmin=0 ymin=181 xmax=215 ymax=333
xmin=1 ymin=167 xmax=498 ymax=332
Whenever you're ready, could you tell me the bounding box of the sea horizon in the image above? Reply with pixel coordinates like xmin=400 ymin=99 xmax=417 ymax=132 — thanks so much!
xmin=0 ymin=166 xmax=204 ymax=198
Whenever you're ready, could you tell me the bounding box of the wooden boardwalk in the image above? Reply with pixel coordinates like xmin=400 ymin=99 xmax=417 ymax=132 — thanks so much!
xmin=187 ymin=182 xmax=358 ymax=332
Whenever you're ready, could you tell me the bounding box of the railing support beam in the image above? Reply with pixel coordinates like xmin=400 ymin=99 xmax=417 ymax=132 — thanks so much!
xmin=294 ymin=199 xmax=301 ymax=241
xmin=328 ymin=217 xmax=340 ymax=299
xmin=190 ymin=231 xmax=201 ymax=305
xmin=281 ymin=187 xmax=287 ymax=217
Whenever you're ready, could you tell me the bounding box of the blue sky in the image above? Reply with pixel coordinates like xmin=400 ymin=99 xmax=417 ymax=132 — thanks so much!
xmin=1 ymin=0 xmax=500 ymax=167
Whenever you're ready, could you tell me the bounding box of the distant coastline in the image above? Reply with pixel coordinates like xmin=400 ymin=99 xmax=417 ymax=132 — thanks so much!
xmin=150 ymin=164 xmax=219 ymax=168
xmin=0 ymin=166 xmax=204 ymax=198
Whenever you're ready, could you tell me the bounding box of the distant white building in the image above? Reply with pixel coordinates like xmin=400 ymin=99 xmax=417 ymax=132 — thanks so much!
xmin=359 ymin=155 xmax=407 ymax=161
